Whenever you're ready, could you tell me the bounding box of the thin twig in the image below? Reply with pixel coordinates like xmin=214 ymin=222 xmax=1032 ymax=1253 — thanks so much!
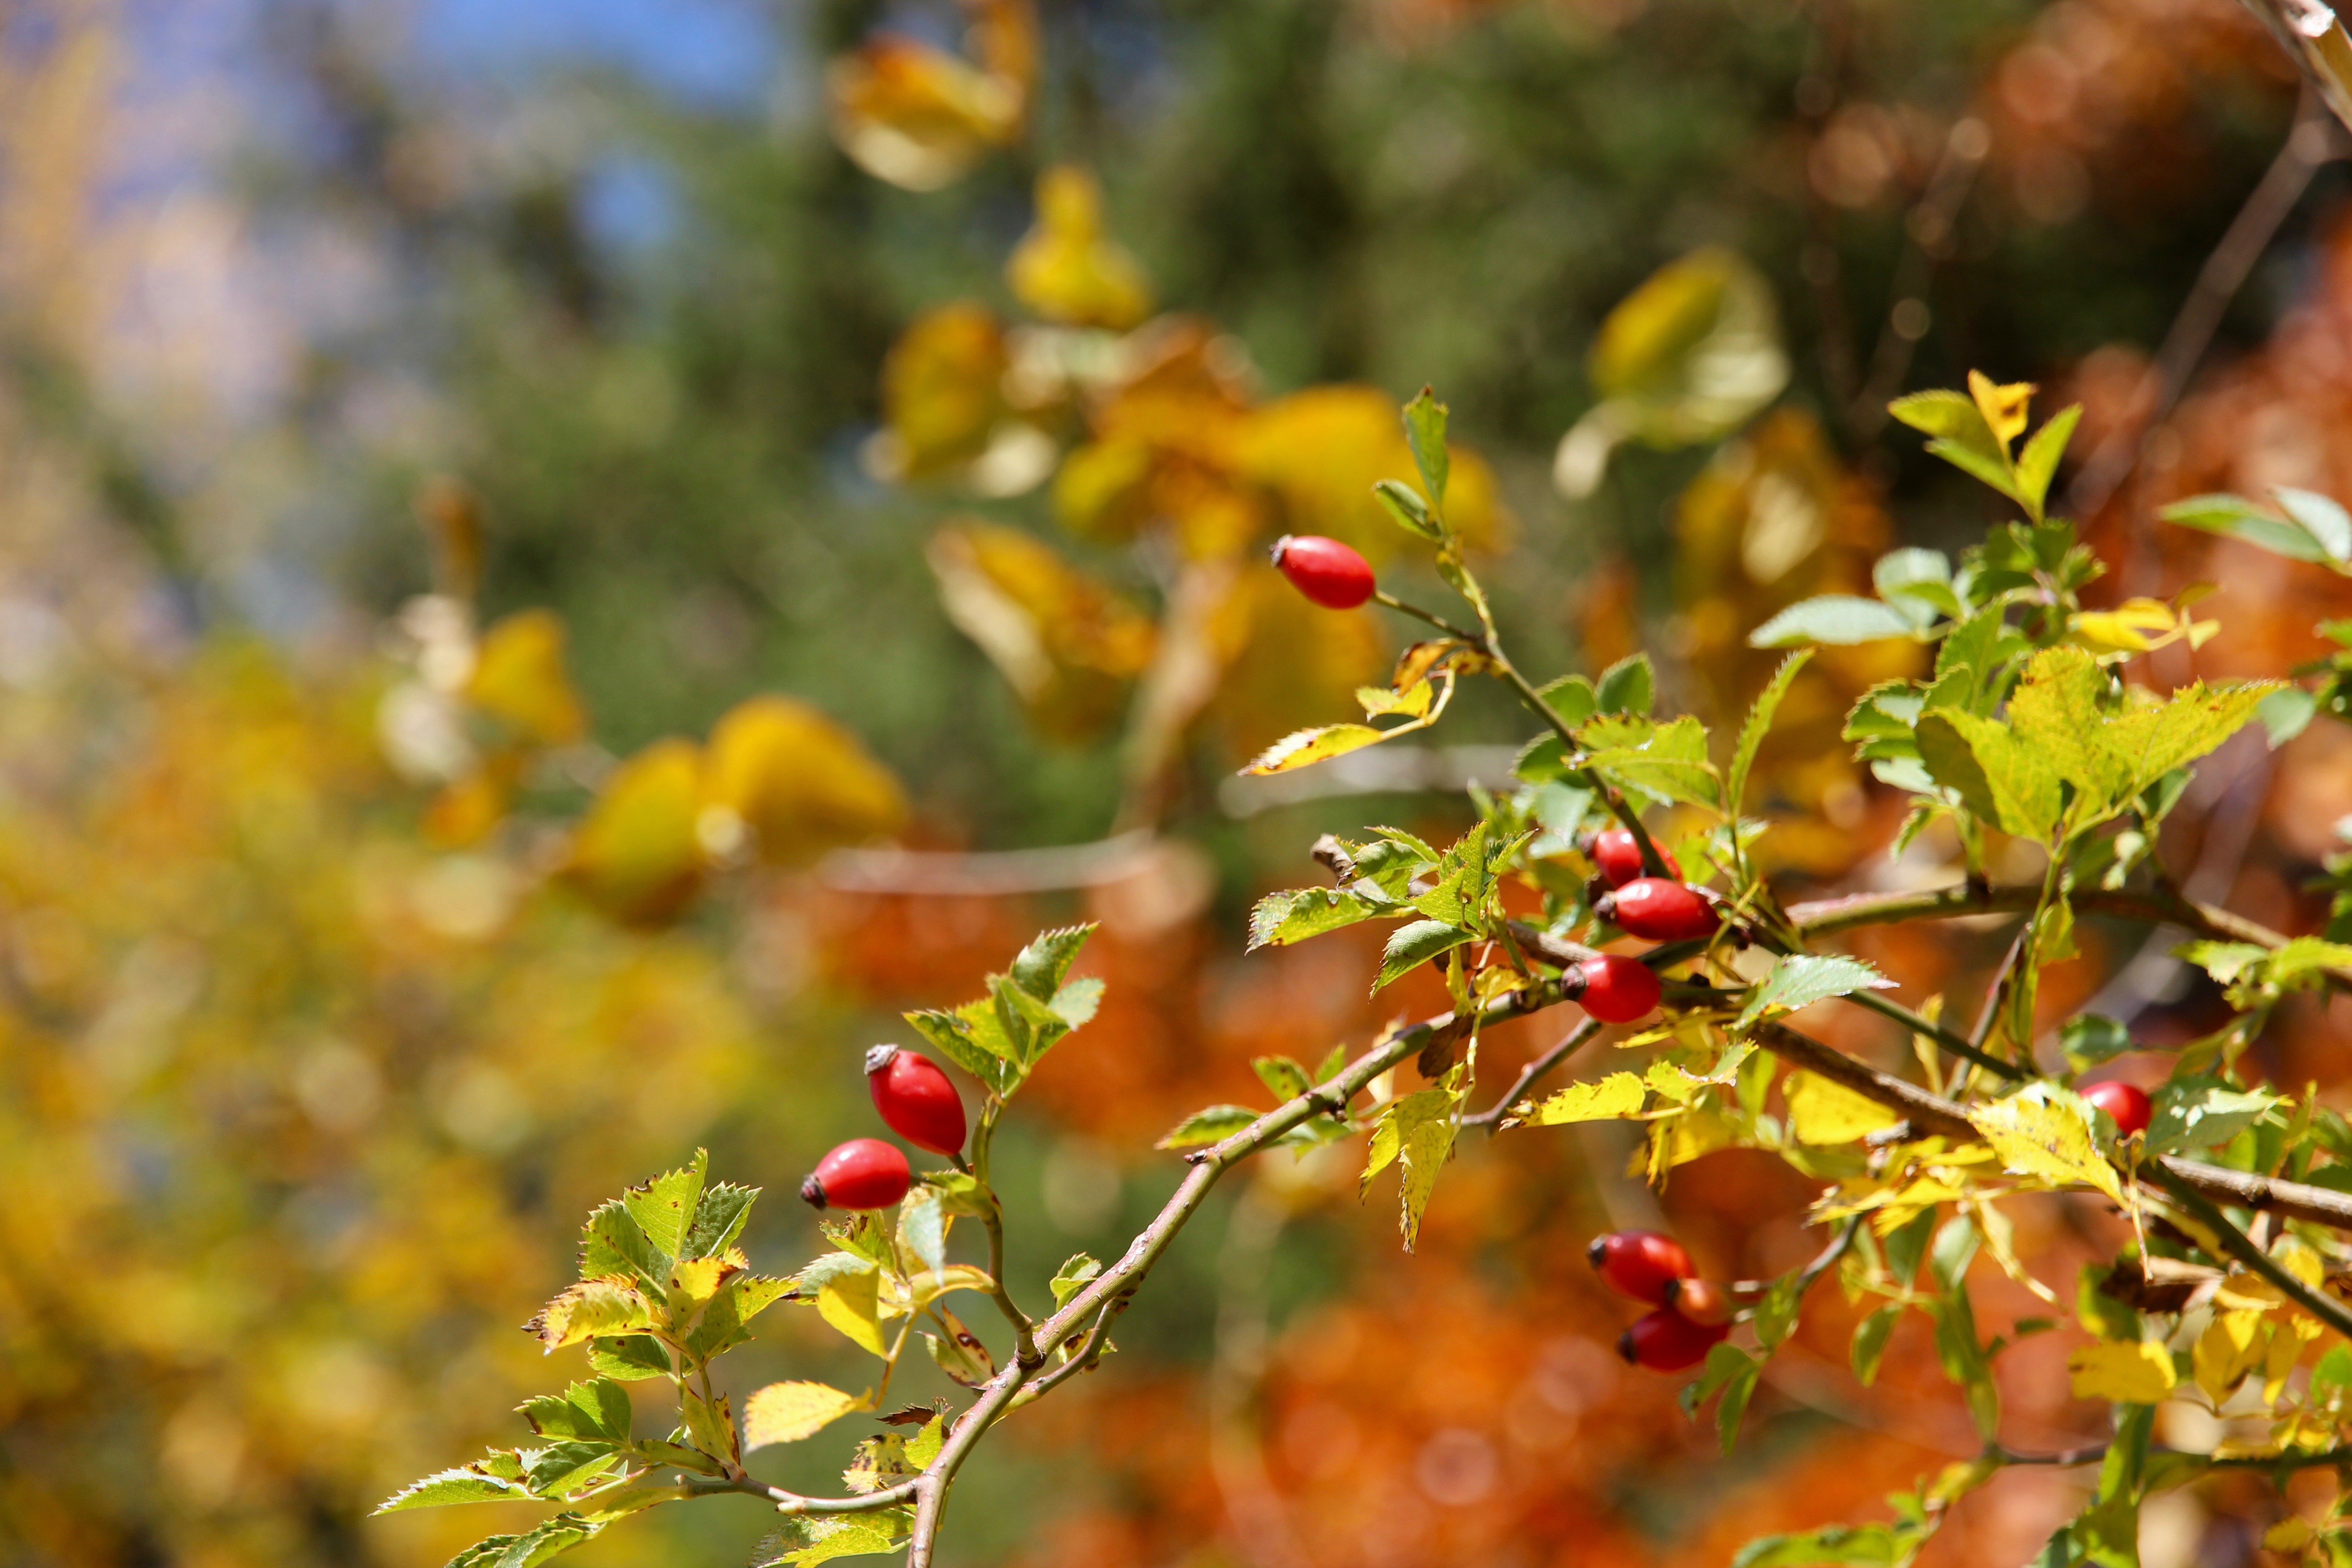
xmin=1464 ymin=1017 xmax=1604 ymax=1132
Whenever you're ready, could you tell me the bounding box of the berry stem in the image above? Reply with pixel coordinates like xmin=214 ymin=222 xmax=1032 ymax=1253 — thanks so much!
xmin=1371 ymin=589 xmax=1672 ymax=879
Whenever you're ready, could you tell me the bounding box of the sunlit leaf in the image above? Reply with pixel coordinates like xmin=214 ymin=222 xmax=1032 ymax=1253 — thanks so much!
xmin=2067 ymin=1339 xmax=2176 ymax=1403
xmin=1006 ymin=166 xmax=1152 ymax=329
xmin=1968 ymin=1087 xmax=2123 ymax=1204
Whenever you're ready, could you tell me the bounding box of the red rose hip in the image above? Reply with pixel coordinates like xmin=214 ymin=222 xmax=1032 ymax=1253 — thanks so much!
xmin=1576 ymin=954 xmax=1661 ymax=1024
xmin=1270 ymin=534 xmax=1376 ymax=610
xmin=800 ymin=1138 xmax=912 ymax=1211
xmin=2080 ymin=1081 xmax=2151 ymax=1140
xmin=866 ymin=1044 xmax=966 ymax=1156
xmin=1587 ymin=1230 xmax=1695 ymax=1306
xmin=1595 ymin=877 xmax=1720 ymax=942
xmin=1617 ymin=1307 xmax=1730 ymax=1372
xmin=1582 ymin=828 xmax=1646 ymax=888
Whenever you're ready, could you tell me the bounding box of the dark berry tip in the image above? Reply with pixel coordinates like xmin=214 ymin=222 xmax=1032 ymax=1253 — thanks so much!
xmin=1586 ymin=1237 xmax=1607 ymax=1268
xmin=799 ymin=1175 xmax=828 ymax=1210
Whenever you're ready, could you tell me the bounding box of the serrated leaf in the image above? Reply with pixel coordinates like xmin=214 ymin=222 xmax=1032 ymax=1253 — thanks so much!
xmin=1749 ymin=595 xmax=1923 ymax=648
xmin=903 ymin=1006 xmax=1014 ymax=1095
xmin=2145 ymin=1078 xmax=2282 ymax=1155
xmin=1247 ymin=886 xmax=1392 ymax=951
xmin=1050 ymin=1254 xmax=1102 ymax=1308
xmin=1403 ymin=386 xmax=1450 ymax=503
xmin=1253 ymin=1055 xmax=1313 ymax=1101
xmin=1585 ymin=713 xmax=1720 ymax=810
xmin=578 ymin=1201 xmax=666 ymax=1290
xmin=1727 ymin=650 xmax=1813 ymax=818
xmin=1915 ymin=708 xmax=2059 ymax=839
xmin=1735 ymin=954 xmax=1892 ymax=1031
xmin=522 ymin=1441 xmax=621 ymax=1499
xmin=686 ymin=1274 xmax=795 ymax=1360
xmin=1375 ymin=919 xmax=1474 ymax=992
xmin=1731 ymin=1523 xmax=1918 ymax=1567
xmin=1156 ymin=1104 xmax=1257 ymax=1150
xmin=443 ymin=1536 xmax=524 ymax=1568
xmin=2005 ymin=646 xmax=2127 ymax=810
xmin=1596 ymin=652 xmax=1654 ymax=715
xmin=1010 ymin=923 xmax=1094 ymax=999
xmin=2067 ymin=1339 xmax=2176 ymax=1403
xmin=753 ymin=1511 xmax=913 ymax=1567
xmin=526 ymin=1279 xmax=654 ymax=1353
xmin=2014 ymin=404 xmax=2082 ymax=520
xmin=1373 ymin=477 xmax=1443 ymax=542
xmin=376 ymin=1466 xmax=533 ymax=1513
xmin=1537 ymin=673 xmax=1599 ymax=729
xmin=2100 ymin=680 xmax=2280 ymax=795
xmin=1520 ymin=1073 xmax=1647 ymax=1125
xmin=494 ymin=1515 xmax=601 ymax=1568
xmin=623 ymin=1150 xmax=707 ymax=1261
xmin=743 ymin=1382 xmax=867 ymax=1450
xmin=1968 ymin=1087 xmax=2122 ymax=1205
xmin=2059 ymin=1015 xmax=2134 ymax=1070
xmin=1785 ymin=1071 xmax=1903 ymax=1145
xmin=585 ymin=1334 xmax=670 ymax=1381
xmin=680 ymin=1182 xmax=756 ymax=1261
xmin=923 ymin=1305 xmax=995 ymax=1388
xmin=817 ymin=1267 xmax=887 ymax=1356
xmin=519 ymin=1378 xmax=633 ymax=1443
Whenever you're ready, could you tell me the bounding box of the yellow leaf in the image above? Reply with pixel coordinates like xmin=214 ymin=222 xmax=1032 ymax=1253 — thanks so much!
xmin=1357 ymin=679 xmax=1435 ymax=720
xmin=1521 ymin=1072 xmax=1647 ymax=1126
xmin=1660 ymin=1107 xmax=1735 ymax=1170
xmin=1966 ymin=369 xmax=2035 ymax=452
xmin=1785 ymin=1070 xmax=1903 ymax=1145
xmin=817 ymin=1268 xmax=887 ymax=1357
xmin=2265 ymin=1519 xmax=2315 ymax=1553
xmin=565 ymin=739 xmax=706 ymax=925
xmin=467 ymin=609 xmax=587 ymax=746
xmin=1235 ymin=384 xmax=1512 ymax=560
xmin=1967 ymin=1090 xmax=2123 ymax=1205
xmin=1238 ymin=723 xmax=1387 ymax=775
xmin=826 ymin=10 xmax=1031 ymax=193
xmin=2194 ymin=1308 xmax=2269 ymax=1403
xmin=525 ymin=1278 xmax=654 ymax=1352
xmin=1006 ymin=166 xmax=1152 ymax=330
xmin=2068 ymin=1339 xmax=2175 ymax=1403
xmin=2070 ymin=598 xmax=2181 ymax=657
xmin=874 ymin=304 xmax=1010 ymax=480
xmin=702 ymin=696 xmax=907 ymax=867
xmin=742 ymin=1381 xmax=868 ymax=1450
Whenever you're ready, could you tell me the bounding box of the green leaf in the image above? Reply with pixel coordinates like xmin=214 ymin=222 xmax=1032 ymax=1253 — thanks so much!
xmin=1519 ymin=1072 xmax=1647 ymax=1125
xmin=897 ymin=1188 xmax=946 ymax=1275
xmin=1851 ymin=1305 xmax=1900 ymax=1387
xmin=1731 ymin=1523 xmax=1918 ymax=1567
xmin=1873 ymin=548 xmax=1960 ymax=619
xmin=1050 ymin=1254 xmax=1102 ymax=1308
xmin=521 ymin=1441 xmax=622 ymax=1499
xmin=1735 ymin=953 xmax=1892 ymax=1031
xmin=2059 ymin=1015 xmax=2135 ymax=1070
xmin=1914 ymin=708 xmax=2060 ymax=839
xmin=1595 ymin=653 xmax=1654 ymax=715
xmin=1749 ymin=595 xmax=1923 ymax=648
xmin=519 ymin=1378 xmax=633 ymax=1444
xmin=2277 ymin=486 xmax=2352 ymax=560
xmin=1049 ymin=975 xmax=1102 ymax=1029
xmin=1375 ymin=919 xmax=1474 ymax=992
xmin=527 ymin=1279 xmax=654 ymax=1352
xmin=375 ymin=1466 xmax=533 ymax=1513
xmin=1537 ymin=673 xmax=1599 ymax=729
xmin=2005 ymin=646 xmax=2126 ymax=811
xmin=1253 ymin=1055 xmax=1313 ymax=1101
xmin=2145 ymin=1076 xmax=2281 ymax=1155
xmin=2160 ymin=493 xmax=2333 ymax=563
xmin=753 ymin=1511 xmax=913 ymax=1567
xmin=680 ymin=1182 xmax=756 ymax=1261
xmin=2259 ymin=686 xmax=2318 ymax=746
xmin=578 ymin=1201 xmax=666 ymax=1290
xmin=2100 ymin=679 xmax=2280 ymax=796
xmin=1373 ymin=478 xmax=1442 ymax=542
xmin=442 ymin=1537 xmax=524 ymax=1568
xmin=904 ymin=1006 xmax=1014 ymax=1095
xmin=1585 ymin=713 xmax=1719 ymax=810
xmin=1727 ymin=651 xmax=1813 ymax=818
xmin=623 ymin=1149 xmax=706 ymax=1261
xmin=1887 ymin=387 xmax=1995 ymax=447
xmin=585 ymin=1334 xmax=670 ymax=1381
xmin=1009 ymin=924 xmax=1094 ymax=1000
xmin=1402 ymin=387 xmax=1450 ymax=505
xmin=1926 ymin=436 xmax=2028 ymax=505
xmin=686 ymin=1273 xmax=795 ymax=1360
xmin=2014 ymin=404 xmax=2082 ymax=521
xmin=1247 ymin=885 xmax=1395 ymax=951
xmin=1156 ymin=1104 xmax=1258 ymax=1150
xmin=2269 ymin=935 xmax=2352 ymax=988
xmin=491 ymin=1516 xmax=602 ymax=1568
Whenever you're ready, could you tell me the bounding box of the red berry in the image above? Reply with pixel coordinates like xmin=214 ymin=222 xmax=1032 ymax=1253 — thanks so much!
xmin=800 ymin=1139 xmax=911 ymax=1211
xmin=1585 ymin=828 xmax=1646 ymax=888
xmin=1617 ymin=1308 xmax=1730 ymax=1372
xmin=1596 ymin=877 xmax=1720 ymax=942
xmin=1270 ymin=534 xmax=1376 ymax=610
xmin=1576 ymin=954 xmax=1661 ymax=1024
xmin=2080 ymin=1081 xmax=2151 ymax=1140
xmin=866 ymin=1044 xmax=966 ymax=1156
xmin=1586 ymin=1230 xmax=1695 ymax=1306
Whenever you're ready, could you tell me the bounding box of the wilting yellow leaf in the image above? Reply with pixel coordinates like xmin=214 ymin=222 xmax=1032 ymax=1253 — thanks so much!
xmin=703 ymin=696 xmax=906 ymax=867
xmin=827 ymin=16 xmax=1027 ymax=192
xmin=1521 ymin=1072 xmax=1648 ymax=1126
xmin=876 ymin=303 xmax=1010 ymax=480
xmin=466 ymin=609 xmax=587 ymax=746
xmin=2068 ymin=1339 xmax=2176 ymax=1403
xmin=566 ymin=738 xmax=706 ymax=925
xmin=1966 ymin=369 xmax=2035 ymax=451
xmin=526 ymin=1278 xmax=654 ymax=1352
xmin=2070 ymin=598 xmax=2182 ymax=656
xmin=743 ymin=1382 xmax=867 ymax=1450
xmin=1967 ymin=1089 xmax=2123 ymax=1205
xmin=1785 ymin=1070 xmax=1902 ymax=1145
xmin=928 ymin=520 xmax=1156 ymax=744
xmin=2194 ymin=1309 xmax=2270 ymax=1403
xmin=1007 ymin=166 xmax=1152 ymax=330
xmin=818 ymin=1268 xmax=887 ymax=1356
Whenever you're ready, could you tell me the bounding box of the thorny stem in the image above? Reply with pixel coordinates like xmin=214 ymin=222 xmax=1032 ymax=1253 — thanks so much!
xmin=1371 ymin=588 xmax=1672 ymax=880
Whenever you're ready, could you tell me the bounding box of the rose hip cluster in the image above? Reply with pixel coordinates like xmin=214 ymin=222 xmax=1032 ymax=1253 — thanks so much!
xmin=1566 ymin=829 xmax=1727 ymax=1026
xmin=798 ymin=1044 xmax=968 ymax=1212
xmin=1588 ymin=1229 xmax=1735 ymax=1371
